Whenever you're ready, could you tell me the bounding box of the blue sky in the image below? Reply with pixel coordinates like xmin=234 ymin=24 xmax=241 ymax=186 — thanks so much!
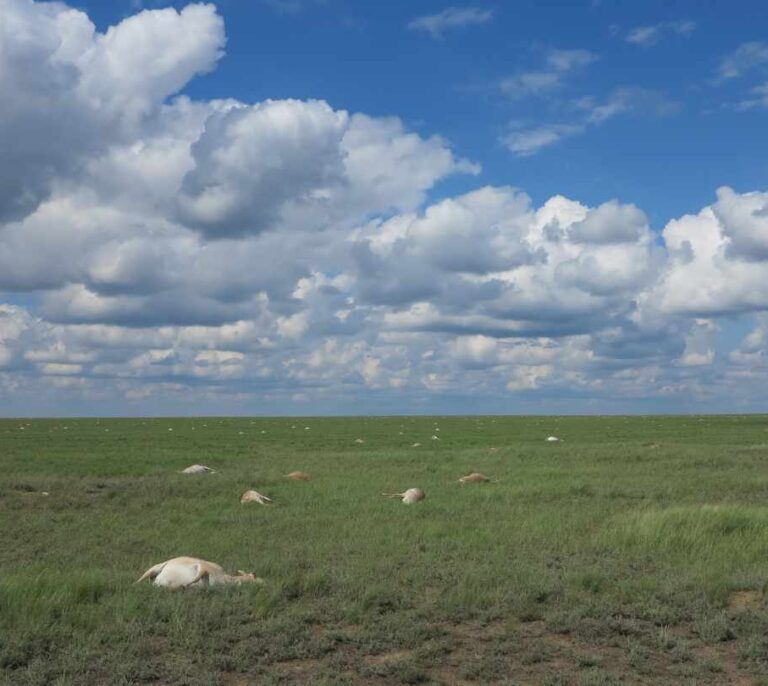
xmin=93 ymin=0 xmax=768 ymax=224
xmin=1 ymin=0 xmax=768 ymax=415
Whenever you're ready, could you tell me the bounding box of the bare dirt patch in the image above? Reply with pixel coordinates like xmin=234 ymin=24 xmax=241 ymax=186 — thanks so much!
xmin=363 ymin=649 xmax=415 ymax=666
xmin=728 ymin=590 xmax=764 ymax=611
xmin=424 ymin=617 xmax=765 ymax=686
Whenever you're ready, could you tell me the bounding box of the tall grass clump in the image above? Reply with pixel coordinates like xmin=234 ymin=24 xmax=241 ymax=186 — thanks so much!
xmin=601 ymin=504 xmax=768 ymax=601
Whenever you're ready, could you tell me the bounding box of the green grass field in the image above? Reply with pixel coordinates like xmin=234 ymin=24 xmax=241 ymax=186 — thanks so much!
xmin=2 ymin=415 xmax=768 ymax=685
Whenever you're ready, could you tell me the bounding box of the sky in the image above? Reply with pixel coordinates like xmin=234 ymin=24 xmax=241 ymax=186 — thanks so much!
xmin=1 ymin=0 xmax=768 ymax=416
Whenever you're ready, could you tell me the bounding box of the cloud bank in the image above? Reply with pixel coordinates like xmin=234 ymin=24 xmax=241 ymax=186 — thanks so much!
xmin=2 ymin=0 xmax=768 ymax=415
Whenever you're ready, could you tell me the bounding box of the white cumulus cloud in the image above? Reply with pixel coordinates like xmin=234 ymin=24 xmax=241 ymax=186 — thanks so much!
xmin=1 ymin=0 xmax=768 ymax=414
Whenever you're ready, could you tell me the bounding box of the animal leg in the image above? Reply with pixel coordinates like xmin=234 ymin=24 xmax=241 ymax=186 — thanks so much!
xmin=136 ymin=561 xmax=167 ymax=583
xmin=185 ymin=563 xmax=210 ymax=588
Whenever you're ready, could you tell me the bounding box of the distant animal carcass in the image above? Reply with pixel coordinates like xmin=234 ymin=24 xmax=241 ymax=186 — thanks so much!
xmin=240 ymin=490 xmax=273 ymax=505
xmin=382 ymin=488 xmax=426 ymax=504
xmin=458 ymin=472 xmax=491 ymax=484
xmin=136 ymin=556 xmax=261 ymax=588
xmin=180 ymin=464 xmax=215 ymax=474
xmin=285 ymin=471 xmax=311 ymax=481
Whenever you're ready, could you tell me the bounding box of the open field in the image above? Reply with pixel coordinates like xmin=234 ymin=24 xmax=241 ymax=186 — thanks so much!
xmin=1 ymin=415 xmax=768 ymax=685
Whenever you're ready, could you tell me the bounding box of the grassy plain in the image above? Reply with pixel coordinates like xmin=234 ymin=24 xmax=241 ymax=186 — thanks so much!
xmin=1 ymin=415 xmax=768 ymax=685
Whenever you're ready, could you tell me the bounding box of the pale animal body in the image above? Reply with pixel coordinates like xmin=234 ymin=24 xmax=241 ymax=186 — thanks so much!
xmin=458 ymin=472 xmax=490 ymax=484
xmin=285 ymin=471 xmax=311 ymax=481
xmin=180 ymin=464 xmax=215 ymax=474
xmin=546 ymin=436 xmax=560 ymax=442
xmin=382 ymin=488 xmax=426 ymax=504
xmin=240 ymin=489 xmax=273 ymax=504
xmin=136 ymin=557 xmax=260 ymax=588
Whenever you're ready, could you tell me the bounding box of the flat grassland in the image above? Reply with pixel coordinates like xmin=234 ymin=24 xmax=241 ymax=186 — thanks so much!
xmin=1 ymin=415 xmax=768 ymax=685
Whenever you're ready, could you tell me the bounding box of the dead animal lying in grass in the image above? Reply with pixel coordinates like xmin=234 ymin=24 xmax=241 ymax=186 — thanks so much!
xmin=546 ymin=436 xmax=560 ymax=443
xmin=180 ymin=464 xmax=215 ymax=474
xmin=284 ymin=471 xmax=311 ymax=481
xmin=240 ymin=490 xmax=273 ymax=505
xmin=18 ymin=488 xmax=50 ymax=496
xmin=457 ymin=472 xmax=492 ymax=484
xmin=382 ymin=488 xmax=425 ymax=504
xmin=136 ymin=556 xmax=263 ymax=588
